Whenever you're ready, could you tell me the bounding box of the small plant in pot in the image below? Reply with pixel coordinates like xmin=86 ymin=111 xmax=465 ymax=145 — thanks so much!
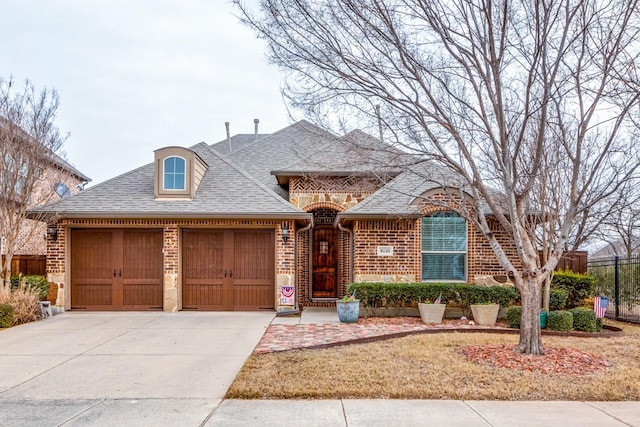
xmin=336 ymin=293 xmax=360 ymax=323
xmin=418 ymin=294 xmax=447 ymax=324
xmin=465 ymin=288 xmax=500 ymax=326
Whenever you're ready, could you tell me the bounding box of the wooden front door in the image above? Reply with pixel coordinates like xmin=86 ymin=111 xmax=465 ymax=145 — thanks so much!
xmin=71 ymin=229 xmax=163 ymax=310
xmin=312 ymin=225 xmax=339 ymax=298
xmin=182 ymin=229 xmax=275 ymax=310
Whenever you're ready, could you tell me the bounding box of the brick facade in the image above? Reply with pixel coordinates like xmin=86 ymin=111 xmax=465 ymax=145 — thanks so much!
xmin=3 ymin=163 xmax=85 ymax=259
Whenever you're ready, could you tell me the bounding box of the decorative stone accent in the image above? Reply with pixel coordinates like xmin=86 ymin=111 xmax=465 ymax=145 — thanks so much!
xmin=164 ymin=273 xmax=178 ymax=312
xmin=354 ymin=274 xmax=416 ymax=283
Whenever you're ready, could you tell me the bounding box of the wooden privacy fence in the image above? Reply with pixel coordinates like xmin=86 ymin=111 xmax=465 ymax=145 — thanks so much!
xmin=538 ymin=250 xmax=588 ymax=274
xmin=1 ymin=255 xmax=46 ymax=276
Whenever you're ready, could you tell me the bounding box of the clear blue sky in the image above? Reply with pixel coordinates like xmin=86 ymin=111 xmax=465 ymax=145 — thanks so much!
xmin=0 ymin=1 xmax=293 ymax=185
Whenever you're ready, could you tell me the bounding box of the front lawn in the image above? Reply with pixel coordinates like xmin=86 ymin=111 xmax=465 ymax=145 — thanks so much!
xmin=226 ymin=320 xmax=640 ymax=400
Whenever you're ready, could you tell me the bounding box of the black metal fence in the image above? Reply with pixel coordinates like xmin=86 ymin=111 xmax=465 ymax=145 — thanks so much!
xmin=588 ymin=254 xmax=640 ymax=323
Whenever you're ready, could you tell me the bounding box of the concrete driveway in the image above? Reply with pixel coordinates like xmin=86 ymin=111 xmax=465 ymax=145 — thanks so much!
xmin=0 ymin=311 xmax=274 ymax=426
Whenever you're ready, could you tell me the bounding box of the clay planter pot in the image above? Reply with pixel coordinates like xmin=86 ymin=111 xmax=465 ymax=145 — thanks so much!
xmin=418 ymin=303 xmax=446 ymax=324
xmin=336 ymin=300 xmax=360 ymax=323
xmin=470 ymin=304 xmax=500 ymax=326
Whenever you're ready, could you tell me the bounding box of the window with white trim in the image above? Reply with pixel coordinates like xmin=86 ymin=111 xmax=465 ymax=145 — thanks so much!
xmin=421 ymin=212 xmax=467 ymax=281
xmin=163 ymin=156 xmax=186 ymax=190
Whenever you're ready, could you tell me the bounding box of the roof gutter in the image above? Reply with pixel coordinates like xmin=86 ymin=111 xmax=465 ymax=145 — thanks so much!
xmin=337 ymin=221 xmax=354 ymax=285
xmin=278 ymin=216 xmax=314 ymax=317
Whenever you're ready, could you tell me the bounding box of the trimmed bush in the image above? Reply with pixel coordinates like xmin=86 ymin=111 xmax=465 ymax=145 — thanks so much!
xmin=348 ymin=282 xmax=457 ymax=314
xmin=571 ymin=307 xmax=600 ymax=333
xmin=547 ymin=310 xmax=573 ymax=331
xmin=549 ymin=288 xmax=569 ymax=311
xmin=10 ymin=275 xmax=49 ymax=300
xmin=506 ymin=306 xmax=521 ymax=328
xmin=347 ymin=282 xmax=520 ymax=317
xmin=552 ymin=270 xmax=596 ymax=309
xmin=0 ymin=303 xmax=13 ymax=328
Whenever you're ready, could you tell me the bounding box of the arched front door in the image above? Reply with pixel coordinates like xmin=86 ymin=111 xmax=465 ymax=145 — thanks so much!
xmin=312 ymin=225 xmax=339 ymax=298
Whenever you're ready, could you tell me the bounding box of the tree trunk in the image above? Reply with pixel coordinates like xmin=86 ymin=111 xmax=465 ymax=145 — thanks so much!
xmin=518 ymin=276 xmax=544 ymax=354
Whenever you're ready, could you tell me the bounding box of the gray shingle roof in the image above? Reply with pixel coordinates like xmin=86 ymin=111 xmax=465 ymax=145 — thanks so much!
xmin=34 ymin=142 xmax=309 ymax=219
xmin=337 ymin=162 xmax=478 ymax=219
xmin=210 ymin=133 xmax=269 ymax=155
xmin=220 ymin=120 xmax=339 ymax=198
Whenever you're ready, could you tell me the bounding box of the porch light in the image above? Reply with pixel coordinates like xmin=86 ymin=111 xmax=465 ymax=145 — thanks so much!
xmin=281 ymin=223 xmax=289 ymax=244
xmin=47 ymin=224 xmax=58 ymax=241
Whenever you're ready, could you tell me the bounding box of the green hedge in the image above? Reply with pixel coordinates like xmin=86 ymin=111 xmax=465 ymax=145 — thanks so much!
xmin=549 ymin=288 xmax=569 ymax=311
xmin=347 ymin=282 xmax=519 ymax=314
xmin=571 ymin=307 xmax=601 ymax=333
xmin=547 ymin=310 xmax=573 ymax=331
xmin=551 ymin=270 xmax=595 ymax=309
xmin=506 ymin=306 xmax=521 ymax=328
xmin=10 ymin=275 xmax=49 ymax=300
xmin=0 ymin=303 xmax=13 ymax=328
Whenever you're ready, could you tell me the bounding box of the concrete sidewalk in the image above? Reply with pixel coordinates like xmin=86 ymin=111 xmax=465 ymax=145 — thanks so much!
xmin=1 ymin=309 xmax=638 ymax=426
xmin=206 ymin=399 xmax=640 ymax=426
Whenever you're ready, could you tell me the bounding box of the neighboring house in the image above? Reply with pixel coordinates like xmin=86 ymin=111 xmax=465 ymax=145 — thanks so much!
xmin=36 ymin=120 xmax=518 ymax=312
xmin=1 ymin=148 xmax=90 ymax=274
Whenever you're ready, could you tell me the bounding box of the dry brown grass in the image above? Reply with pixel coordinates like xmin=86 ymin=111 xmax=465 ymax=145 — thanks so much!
xmin=0 ymin=285 xmax=42 ymax=326
xmin=227 ymin=320 xmax=640 ymax=400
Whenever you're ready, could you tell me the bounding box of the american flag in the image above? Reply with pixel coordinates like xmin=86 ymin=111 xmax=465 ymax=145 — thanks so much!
xmin=594 ymin=296 xmax=608 ymax=319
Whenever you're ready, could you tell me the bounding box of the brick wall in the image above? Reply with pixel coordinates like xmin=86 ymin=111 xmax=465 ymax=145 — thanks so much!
xmin=353 ymin=219 xmax=419 ymax=282
xmin=350 ymin=215 xmax=519 ymax=284
xmin=5 ymin=163 xmax=85 ymax=257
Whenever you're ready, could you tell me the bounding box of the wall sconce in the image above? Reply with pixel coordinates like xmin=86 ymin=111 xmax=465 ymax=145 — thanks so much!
xmin=47 ymin=224 xmax=58 ymax=241
xmin=281 ymin=223 xmax=289 ymax=244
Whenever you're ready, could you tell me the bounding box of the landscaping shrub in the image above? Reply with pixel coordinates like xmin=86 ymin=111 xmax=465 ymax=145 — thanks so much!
xmin=0 ymin=285 xmax=42 ymax=326
xmin=347 ymin=282 xmax=519 ymax=317
xmin=546 ymin=310 xmax=573 ymax=331
xmin=551 ymin=270 xmax=596 ymax=309
xmin=348 ymin=282 xmax=457 ymax=315
xmin=506 ymin=306 xmax=521 ymax=328
xmin=571 ymin=307 xmax=601 ymax=333
xmin=10 ymin=275 xmax=49 ymax=300
xmin=549 ymin=288 xmax=569 ymax=311
xmin=0 ymin=303 xmax=13 ymax=328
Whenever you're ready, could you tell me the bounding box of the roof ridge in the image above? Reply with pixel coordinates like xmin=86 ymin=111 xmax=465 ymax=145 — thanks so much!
xmin=227 ymin=120 xmax=336 ymax=156
xmin=198 ymin=143 xmax=306 ymax=213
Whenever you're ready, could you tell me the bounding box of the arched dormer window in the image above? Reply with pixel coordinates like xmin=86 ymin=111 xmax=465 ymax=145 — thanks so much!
xmin=154 ymin=146 xmax=207 ymax=199
xmin=421 ymin=211 xmax=467 ymax=281
xmin=163 ymin=156 xmax=186 ymax=190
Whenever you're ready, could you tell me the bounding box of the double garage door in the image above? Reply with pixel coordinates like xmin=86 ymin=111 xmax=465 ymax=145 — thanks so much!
xmin=70 ymin=228 xmax=275 ymax=311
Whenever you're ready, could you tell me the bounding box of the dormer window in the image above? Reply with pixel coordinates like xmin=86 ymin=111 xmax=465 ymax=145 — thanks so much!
xmin=163 ymin=156 xmax=186 ymax=190
xmin=154 ymin=147 xmax=207 ymax=199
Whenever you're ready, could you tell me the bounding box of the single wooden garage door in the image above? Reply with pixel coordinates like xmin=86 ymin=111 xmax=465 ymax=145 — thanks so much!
xmin=182 ymin=229 xmax=275 ymax=310
xmin=71 ymin=229 xmax=163 ymax=310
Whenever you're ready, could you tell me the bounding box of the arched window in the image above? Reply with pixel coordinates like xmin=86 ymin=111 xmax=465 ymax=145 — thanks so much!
xmin=163 ymin=156 xmax=186 ymax=190
xmin=421 ymin=211 xmax=467 ymax=281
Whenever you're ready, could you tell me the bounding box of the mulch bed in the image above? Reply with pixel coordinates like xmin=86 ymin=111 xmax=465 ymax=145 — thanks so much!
xmin=359 ymin=317 xmax=613 ymax=376
xmin=460 ymin=344 xmax=611 ymax=376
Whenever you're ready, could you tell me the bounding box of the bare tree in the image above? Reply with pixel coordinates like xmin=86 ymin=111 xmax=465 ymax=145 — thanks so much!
xmin=596 ymin=177 xmax=640 ymax=258
xmin=236 ymin=0 xmax=640 ymax=354
xmin=0 ymin=77 xmax=68 ymax=291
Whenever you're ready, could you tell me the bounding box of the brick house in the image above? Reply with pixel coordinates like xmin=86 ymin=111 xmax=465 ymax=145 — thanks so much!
xmin=1 ymin=149 xmax=90 ymax=275
xmin=38 ymin=120 xmax=516 ymax=312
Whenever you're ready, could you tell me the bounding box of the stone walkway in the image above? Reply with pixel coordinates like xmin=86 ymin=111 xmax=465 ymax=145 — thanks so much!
xmin=255 ymin=315 xmax=510 ymax=353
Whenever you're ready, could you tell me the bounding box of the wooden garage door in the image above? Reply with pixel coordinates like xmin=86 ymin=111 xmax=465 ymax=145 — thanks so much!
xmin=182 ymin=229 xmax=275 ymax=310
xmin=71 ymin=229 xmax=163 ymax=310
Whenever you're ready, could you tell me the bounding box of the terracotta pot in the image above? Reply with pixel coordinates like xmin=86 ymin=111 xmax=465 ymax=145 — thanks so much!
xmin=418 ymin=303 xmax=446 ymax=324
